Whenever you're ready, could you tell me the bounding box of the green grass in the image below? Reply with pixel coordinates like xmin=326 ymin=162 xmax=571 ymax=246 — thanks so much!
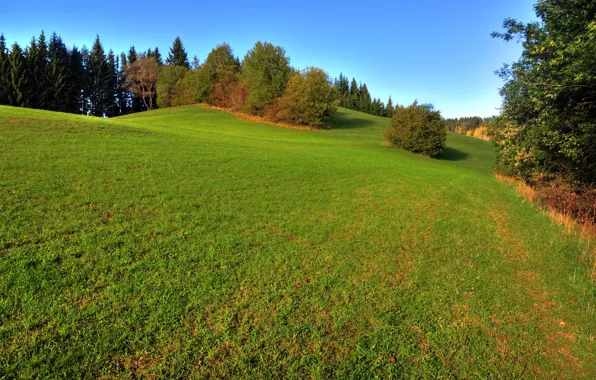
xmin=1 ymin=105 xmax=595 ymax=378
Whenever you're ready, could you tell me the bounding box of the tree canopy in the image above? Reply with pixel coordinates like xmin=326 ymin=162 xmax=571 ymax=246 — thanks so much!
xmin=491 ymin=0 xmax=596 ymax=187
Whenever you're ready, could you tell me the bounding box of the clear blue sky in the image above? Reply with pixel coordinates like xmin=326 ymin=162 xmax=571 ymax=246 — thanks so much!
xmin=1 ymin=0 xmax=537 ymax=118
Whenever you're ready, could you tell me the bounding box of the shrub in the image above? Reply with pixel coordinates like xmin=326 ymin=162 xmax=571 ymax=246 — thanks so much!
xmin=267 ymin=67 xmax=336 ymax=128
xmin=384 ymin=101 xmax=447 ymax=156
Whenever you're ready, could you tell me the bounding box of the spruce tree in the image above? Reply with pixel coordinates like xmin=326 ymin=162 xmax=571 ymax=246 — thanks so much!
xmin=87 ymin=35 xmax=111 ymax=116
xmin=68 ymin=46 xmax=85 ymax=113
xmin=105 ymin=49 xmax=118 ymax=117
xmin=118 ymin=53 xmax=131 ymax=115
xmin=47 ymin=32 xmax=70 ymax=112
xmin=359 ymin=83 xmax=371 ymax=113
xmin=386 ymin=96 xmax=394 ymax=118
xmin=153 ymin=47 xmax=163 ymax=65
xmin=349 ymin=78 xmax=359 ymax=110
xmin=0 ymin=34 xmax=10 ymax=105
xmin=166 ymin=37 xmax=190 ymax=68
xmin=8 ymin=42 xmax=29 ymax=107
xmin=127 ymin=46 xmax=138 ymax=63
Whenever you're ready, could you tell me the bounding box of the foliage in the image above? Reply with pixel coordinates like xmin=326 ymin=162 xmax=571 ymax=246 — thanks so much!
xmin=156 ymin=65 xmax=188 ymax=108
xmin=268 ymin=67 xmax=336 ymax=128
xmin=385 ymin=101 xmax=447 ymax=156
xmin=241 ymin=41 xmax=291 ymax=114
xmin=492 ymin=0 xmax=596 ymax=187
xmin=173 ymin=66 xmax=211 ymax=106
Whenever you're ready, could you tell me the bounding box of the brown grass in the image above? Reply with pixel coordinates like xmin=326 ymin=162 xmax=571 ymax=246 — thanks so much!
xmin=198 ymin=104 xmax=315 ymax=131
xmin=495 ymin=174 xmax=596 ymax=279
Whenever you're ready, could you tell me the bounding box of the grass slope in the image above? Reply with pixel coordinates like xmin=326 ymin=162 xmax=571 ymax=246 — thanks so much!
xmin=1 ymin=105 xmax=595 ymax=378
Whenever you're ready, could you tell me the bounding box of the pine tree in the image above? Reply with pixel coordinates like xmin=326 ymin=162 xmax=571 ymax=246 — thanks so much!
xmin=166 ymin=37 xmax=190 ymax=68
xmin=118 ymin=53 xmax=131 ymax=115
xmin=349 ymin=78 xmax=359 ymax=110
xmin=86 ymin=35 xmax=111 ymax=116
xmin=68 ymin=46 xmax=85 ymax=113
xmin=337 ymin=72 xmax=350 ymax=106
xmin=8 ymin=42 xmax=29 ymax=107
xmin=153 ymin=47 xmax=163 ymax=65
xmin=105 ymin=49 xmax=118 ymax=117
xmin=386 ymin=96 xmax=394 ymax=118
xmin=47 ymin=32 xmax=70 ymax=112
xmin=0 ymin=34 xmax=10 ymax=105
xmin=359 ymin=83 xmax=371 ymax=113
xmin=127 ymin=46 xmax=138 ymax=63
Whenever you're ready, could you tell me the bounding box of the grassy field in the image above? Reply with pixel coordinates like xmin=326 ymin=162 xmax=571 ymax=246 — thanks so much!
xmin=1 ymin=105 xmax=595 ymax=378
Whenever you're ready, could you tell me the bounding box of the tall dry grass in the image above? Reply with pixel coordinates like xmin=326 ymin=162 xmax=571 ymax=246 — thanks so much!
xmin=496 ymin=174 xmax=596 ymax=279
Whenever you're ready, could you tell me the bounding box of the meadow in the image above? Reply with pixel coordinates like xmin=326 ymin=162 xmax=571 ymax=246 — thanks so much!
xmin=1 ymin=105 xmax=595 ymax=377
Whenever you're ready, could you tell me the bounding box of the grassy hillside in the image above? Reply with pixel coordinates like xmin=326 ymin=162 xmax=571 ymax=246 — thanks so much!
xmin=1 ymin=105 xmax=594 ymax=377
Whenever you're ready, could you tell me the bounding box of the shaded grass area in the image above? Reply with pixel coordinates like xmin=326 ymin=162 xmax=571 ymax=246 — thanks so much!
xmin=0 ymin=105 xmax=595 ymax=377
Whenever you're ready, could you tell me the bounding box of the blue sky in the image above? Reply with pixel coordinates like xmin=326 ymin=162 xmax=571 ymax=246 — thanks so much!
xmin=1 ymin=0 xmax=537 ymax=118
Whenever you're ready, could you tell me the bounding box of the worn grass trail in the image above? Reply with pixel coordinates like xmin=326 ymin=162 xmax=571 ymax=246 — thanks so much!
xmin=1 ymin=105 xmax=595 ymax=377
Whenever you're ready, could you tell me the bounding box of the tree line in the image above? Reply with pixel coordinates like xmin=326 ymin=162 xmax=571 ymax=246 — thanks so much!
xmin=334 ymin=73 xmax=395 ymax=118
xmin=0 ymin=32 xmax=392 ymax=127
xmin=445 ymin=116 xmax=494 ymax=140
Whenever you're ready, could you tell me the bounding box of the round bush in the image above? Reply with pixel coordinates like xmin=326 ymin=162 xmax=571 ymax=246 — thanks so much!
xmin=384 ymin=101 xmax=447 ymax=156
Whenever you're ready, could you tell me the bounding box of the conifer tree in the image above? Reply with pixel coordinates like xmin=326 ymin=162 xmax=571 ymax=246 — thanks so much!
xmin=127 ymin=46 xmax=138 ymax=63
xmin=0 ymin=34 xmax=10 ymax=105
xmin=166 ymin=37 xmax=190 ymax=68
xmin=47 ymin=32 xmax=70 ymax=112
xmin=337 ymin=72 xmax=350 ymax=106
xmin=8 ymin=42 xmax=29 ymax=107
xmin=105 ymin=49 xmax=118 ymax=116
xmin=349 ymin=78 xmax=359 ymax=109
xmin=153 ymin=47 xmax=163 ymax=65
xmin=117 ymin=53 xmax=131 ymax=115
xmin=359 ymin=83 xmax=371 ymax=113
xmin=386 ymin=96 xmax=394 ymax=118
xmin=86 ymin=35 xmax=111 ymax=116
xmin=68 ymin=46 xmax=85 ymax=113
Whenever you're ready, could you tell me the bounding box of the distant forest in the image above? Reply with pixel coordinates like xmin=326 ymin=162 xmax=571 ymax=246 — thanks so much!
xmin=445 ymin=116 xmax=494 ymax=140
xmin=0 ymin=31 xmax=395 ymax=122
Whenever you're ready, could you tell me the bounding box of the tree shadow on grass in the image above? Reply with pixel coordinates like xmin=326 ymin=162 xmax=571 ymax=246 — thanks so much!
xmin=328 ymin=117 xmax=378 ymax=129
xmin=434 ymin=147 xmax=470 ymax=161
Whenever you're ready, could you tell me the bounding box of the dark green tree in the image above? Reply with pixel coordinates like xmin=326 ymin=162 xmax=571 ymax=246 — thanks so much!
xmin=386 ymin=96 xmax=394 ymax=118
xmin=105 ymin=49 xmax=118 ymax=116
xmin=86 ymin=35 xmax=111 ymax=116
xmin=153 ymin=47 xmax=163 ymax=65
xmin=117 ymin=53 xmax=131 ymax=115
xmin=349 ymin=78 xmax=359 ymax=109
xmin=0 ymin=34 xmax=10 ymax=105
xmin=166 ymin=37 xmax=190 ymax=68
xmin=358 ymin=83 xmax=372 ymax=113
xmin=68 ymin=46 xmax=85 ymax=113
xmin=8 ymin=42 xmax=29 ymax=107
xmin=47 ymin=32 xmax=70 ymax=112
